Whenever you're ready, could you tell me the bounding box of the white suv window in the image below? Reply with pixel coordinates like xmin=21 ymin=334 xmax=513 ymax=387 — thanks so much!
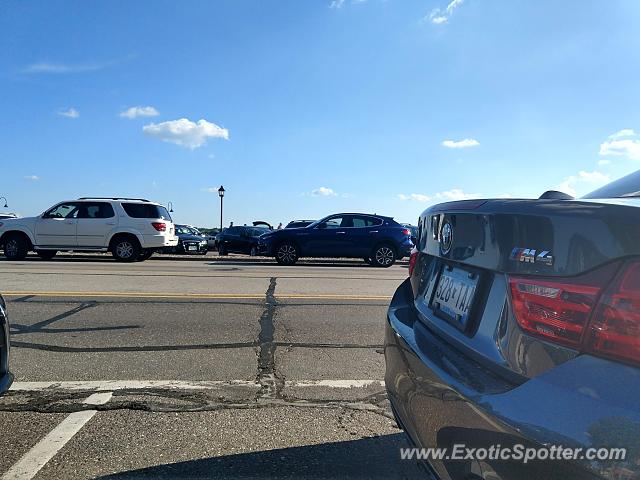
xmin=44 ymin=203 xmax=80 ymax=219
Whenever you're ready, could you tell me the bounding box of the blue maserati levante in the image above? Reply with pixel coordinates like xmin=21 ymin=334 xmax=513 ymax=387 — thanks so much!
xmin=257 ymin=213 xmax=413 ymax=266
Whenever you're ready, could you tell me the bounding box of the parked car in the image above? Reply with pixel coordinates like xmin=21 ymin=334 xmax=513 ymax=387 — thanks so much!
xmin=257 ymin=213 xmax=413 ymax=266
xmin=0 ymin=197 xmax=177 ymax=262
xmin=385 ymin=171 xmax=640 ymax=479
xmin=400 ymin=223 xmax=418 ymax=245
xmin=211 ymin=228 xmax=227 ymax=250
xmin=165 ymin=224 xmax=208 ymax=255
xmin=0 ymin=294 xmax=12 ymax=394
xmin=217 ymin=225 xmax=270 ymax=256
xmin=285 ymin=220 xmax=315 ymax=229
xmin=0 ymin=213 xmax=17 ymax=220
xmin=205 ymin=229 xmax=221 ymax=249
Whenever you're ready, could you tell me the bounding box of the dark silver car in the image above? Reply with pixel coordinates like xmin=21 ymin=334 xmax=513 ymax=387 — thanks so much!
xmin=386 ymin=170 xmax=640 ymax=479
xmin=0 ymin=294 xmax=12 ymax=393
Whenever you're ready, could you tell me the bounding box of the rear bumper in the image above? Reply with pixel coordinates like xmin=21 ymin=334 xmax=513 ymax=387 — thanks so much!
xmin=180 ymin=242 xmax=208 ymax=255
xmin=385 ymin=278 xmax=640 ymax=480
xmin=142 ymin=234 xmax=178 ymax=248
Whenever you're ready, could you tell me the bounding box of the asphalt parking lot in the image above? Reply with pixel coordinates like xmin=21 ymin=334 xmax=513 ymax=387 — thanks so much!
xmin=0 ymin=254 xmax=424 ymax=479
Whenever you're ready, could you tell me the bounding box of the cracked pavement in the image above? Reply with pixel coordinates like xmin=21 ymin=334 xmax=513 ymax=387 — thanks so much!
xmin=0 ymin=256 xmax=424 ymax=479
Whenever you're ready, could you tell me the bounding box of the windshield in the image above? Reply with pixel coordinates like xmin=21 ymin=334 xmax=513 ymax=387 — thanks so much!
xmin=583 ymin=170 xmax=640 ymax=199
xmin=247 ymin=227 xmax=270 ymax=237
xmin=175 ymin=225 xmax=198 ymax=235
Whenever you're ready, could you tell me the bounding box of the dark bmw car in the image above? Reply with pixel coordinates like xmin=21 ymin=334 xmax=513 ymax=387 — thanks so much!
xmin=0 ymin=294 xmax=12 ymax=394
xmin=386 ymin=171 xmax=640 ymax=479
xmin=257 ymin=213 xmax=413 ymax=266
xmin=217 ymin=225 xmax=270 ymax=256
xmin=166 ymin=224 xmax=208 ymax=255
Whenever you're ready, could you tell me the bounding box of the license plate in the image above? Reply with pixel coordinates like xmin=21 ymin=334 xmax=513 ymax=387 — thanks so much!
xmin=188 ymin=245 xmax=197 ymax=251
xmin=431 ymin=266 xmax=478 ymax=328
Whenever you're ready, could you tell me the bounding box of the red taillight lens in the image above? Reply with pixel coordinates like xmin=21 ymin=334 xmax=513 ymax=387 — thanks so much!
xmin=402 ymin=228 xmax=411 ymax=237
xmin=509 ymin=260 xmax=640 ymax=366
xmin=408 ymin=249 xmax=419 ymax=277
xmin=152 ymin=222 xmax=166 ymax=232
xmin=585 ymin=261 xmax=640 ymax=365
xmin=509 ymin=277 xmax=602 ymax=348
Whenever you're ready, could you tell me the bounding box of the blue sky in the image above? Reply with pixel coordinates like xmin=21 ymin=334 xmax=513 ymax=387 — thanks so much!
xmin=2 ymin=0 xmax=640 ymax=227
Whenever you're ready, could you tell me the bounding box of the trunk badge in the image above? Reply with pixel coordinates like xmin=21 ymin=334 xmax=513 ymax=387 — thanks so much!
xmin=440 ymin=222 xmax=453 ymax=254
xmin=510 ymin=247 xmax=554 ymax=266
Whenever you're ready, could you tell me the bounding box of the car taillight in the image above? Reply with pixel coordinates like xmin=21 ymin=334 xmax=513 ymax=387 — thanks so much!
xmin=509 ymin=260 xmax=640 ymax=366
xmin=585 ymin=261 xmax=640 ymax=365
xmin=401 ymin=228 xmax=411 ymax=236
xmin=509 ymin=277 xmax=601 ymax=348
xmin=152 ymin=222 xmax=166 ymax=232
xmin=408 ymin=248 xmax=419 ymax=277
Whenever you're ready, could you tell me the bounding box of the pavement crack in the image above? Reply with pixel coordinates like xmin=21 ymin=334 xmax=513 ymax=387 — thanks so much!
xmin=255 ymin=277 xmax=284 ymax=400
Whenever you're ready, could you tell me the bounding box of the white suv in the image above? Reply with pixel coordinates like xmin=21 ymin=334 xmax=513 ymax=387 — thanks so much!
xmin=0 ymin=198 xmax=178 ymax=262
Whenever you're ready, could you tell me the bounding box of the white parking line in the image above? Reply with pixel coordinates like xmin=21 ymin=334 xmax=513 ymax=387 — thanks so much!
xmin=10 ymin=379 xmax=385 ymax=392
xmin=1 ymin=392 xmax=113 ymax=480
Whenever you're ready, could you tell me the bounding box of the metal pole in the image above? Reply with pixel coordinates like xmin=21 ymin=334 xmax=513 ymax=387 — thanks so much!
xmin=219 ymin=196 xmax=223 ymax=231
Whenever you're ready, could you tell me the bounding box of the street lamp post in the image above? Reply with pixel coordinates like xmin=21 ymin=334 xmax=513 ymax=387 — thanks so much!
xmin=0 ymin=197 xmax=7 ymax=208
xmin=218 ymin=186 xmax=225 ymax=231
xmin=167 ymin=201 xmax=174 ymax=213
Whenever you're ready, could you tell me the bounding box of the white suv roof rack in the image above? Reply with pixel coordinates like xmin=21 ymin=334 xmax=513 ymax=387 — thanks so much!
xmin=77 ymin=197 xmax=151 ymax=202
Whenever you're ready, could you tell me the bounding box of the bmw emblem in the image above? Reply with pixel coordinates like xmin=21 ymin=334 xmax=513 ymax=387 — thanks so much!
xmin=440 ymin=222 xmax=453 ymax=254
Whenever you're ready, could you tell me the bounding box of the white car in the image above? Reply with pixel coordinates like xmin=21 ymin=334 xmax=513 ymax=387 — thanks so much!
xmin=0 ymin=197 xmax=178 ymax=262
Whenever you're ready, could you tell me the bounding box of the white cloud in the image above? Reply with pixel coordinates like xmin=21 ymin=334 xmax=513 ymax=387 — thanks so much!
xmin=599 ymin=138 xmax=640 ymax=161
xmin=597 ymin=159 xmax=611 ymax=166
xmin=426 ymin=0 xmax=465 ymax=24
xmin=311 ymin=187 xmax=337 ymax=197
xmin=330 ymin=0 xmax=345 ymax=8
xmin=430 ymin=15 xmax=448 ymax=24
xmin=24 ymin=175 xmax=40 ymax=181
xmin=442 ymin=138 xmax=479 ymax=149
xmin=22 ymin=57 xmax=129 ymax=74
xmin=608 ymin=129 xmax=637 ymax=139
xmin=556 ymin=170 xmax=611 ymax=197
xmin=143 ymin=118 xmax=229 ymax=149
xmin=398 ymin=189 xmax=479 ymax=202
xmin=57 ymin=107 xmax=79 ymax=118
xmin=120 ymin=106 xmax=159 ymax=119
xmin=446 ymin=0 xmax=464 ymax=14
xmin=435 ymin=189 xmax=480 ymax=201
xmin=397 ymin=193 xmax=431 ymax=202
xmin=202 ymin=187 xmax=221 ymax=193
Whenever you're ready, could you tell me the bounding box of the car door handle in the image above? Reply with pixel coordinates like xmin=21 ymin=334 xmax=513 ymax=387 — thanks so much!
xmin=369 ymin=231 xmax=379 ymax=234
xmin=336 ymin=231 xmax=347 ymax=235
xmin=65 ymin=221 xmax=75 ymax=225
xmin=106 ymin=222 xmax=116 ymax=225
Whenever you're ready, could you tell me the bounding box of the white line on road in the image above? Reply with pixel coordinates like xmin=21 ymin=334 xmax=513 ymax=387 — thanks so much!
xmin=10 ymin=379 xmax=384 ymax=392
xmin=1 ymin=392 xmax=113 ymax=480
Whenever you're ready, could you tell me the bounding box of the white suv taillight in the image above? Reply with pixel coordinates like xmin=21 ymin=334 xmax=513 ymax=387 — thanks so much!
xmin=152 ymin=222 xmax=166 ymax=232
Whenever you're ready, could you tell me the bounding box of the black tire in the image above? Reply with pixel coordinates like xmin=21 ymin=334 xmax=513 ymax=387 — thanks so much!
xmin=138 ymin=249 xmax=154 ymax=261
xmin=250 ymin=246 xmax=258 ymax=257
xmin=363 ymin=257 xmax=372 ymax=265
xmin=3 ymin=234 xmax=29 ymax=260
xmin=371 ymin=244 xmax=396 ymax=268
xmin=37 ymin=250 xmax=57 ymax=260
xmin=218 ymin=244 xmax=227 ymax=256
xmin=111 ymin=236 xmax=141 ymax=262
xmin=275 ymin=242 xmax=299 ymax=266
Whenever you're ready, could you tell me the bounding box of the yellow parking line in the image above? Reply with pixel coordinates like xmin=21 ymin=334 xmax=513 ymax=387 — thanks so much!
xmin=2 ymin=291 xmax=391 ymax=300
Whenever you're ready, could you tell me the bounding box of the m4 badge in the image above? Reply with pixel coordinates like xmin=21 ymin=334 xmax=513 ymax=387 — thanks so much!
xmin=510 ymin=247 xmax=554 ymax=266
